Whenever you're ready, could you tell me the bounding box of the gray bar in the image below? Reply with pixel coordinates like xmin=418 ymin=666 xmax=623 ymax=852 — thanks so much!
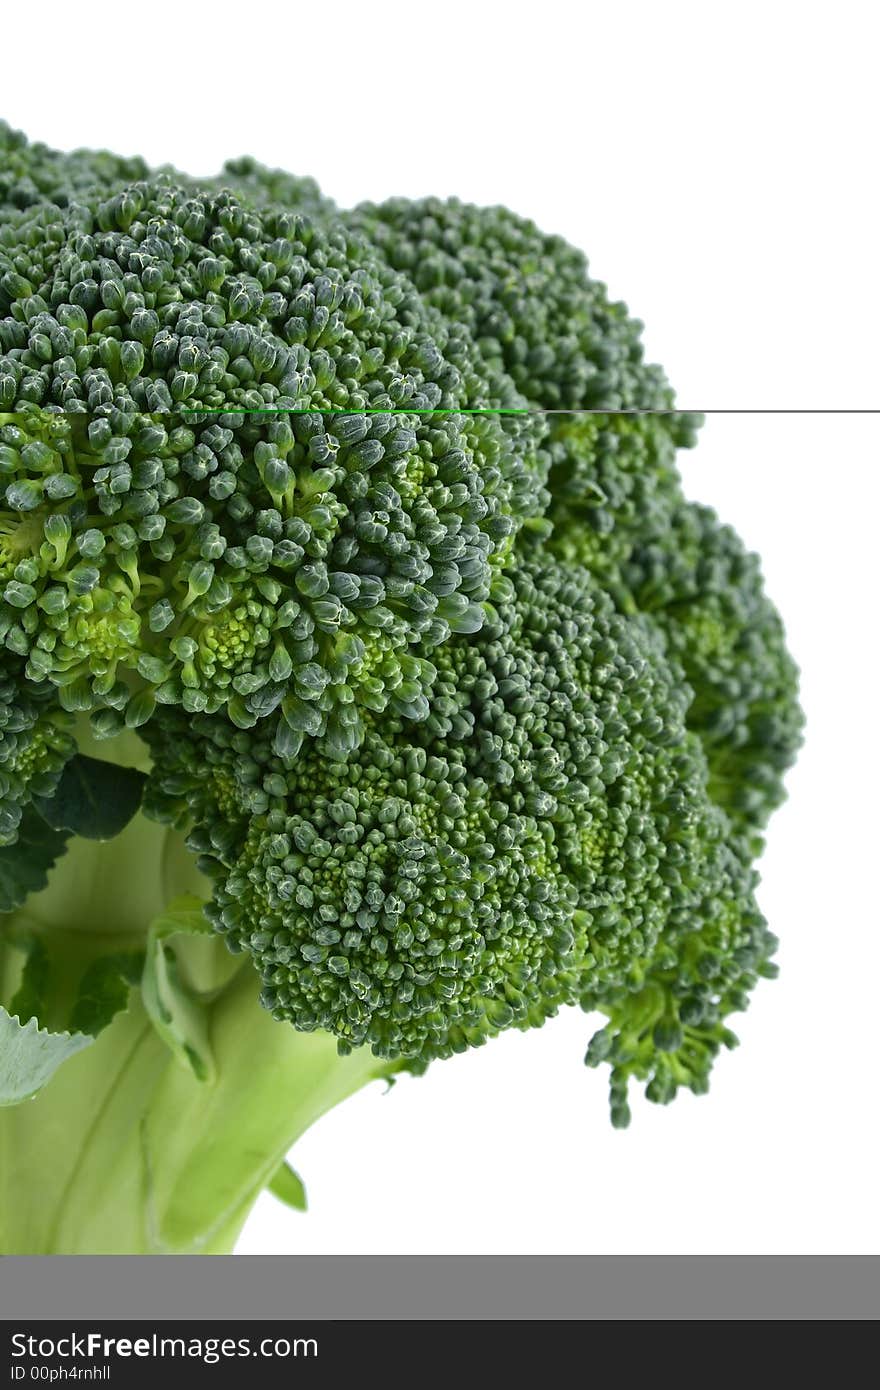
xmin=1 ymin=1256 xmax=878 ymax=1320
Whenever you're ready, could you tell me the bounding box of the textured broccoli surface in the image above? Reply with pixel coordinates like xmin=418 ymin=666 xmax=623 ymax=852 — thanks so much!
xmin=0 ymin=121 xmax=332 ymax=222
xmin=348 ymin=197 xmax=803 ymax=842
xmin=144 ymin=548 xmax=777 ymax=1119
xmin=351 ymin=196 xmax=674 ymax=412
xmin=0 ymin=656 xmax=74 ymax=844
xmin=544 ymin=417 xmax=802 ymax=843
xmin=0 ymin=123 xmax=802 ymax=1254
xmin=0 ymin=167 xmax=548 ymax=758
xmin=145 ymin=555 xmax=704 ymax=1050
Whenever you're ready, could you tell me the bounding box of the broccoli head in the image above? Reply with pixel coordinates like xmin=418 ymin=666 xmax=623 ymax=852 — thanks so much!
xmin=0 ymin=125 xmax=803 ymax=1256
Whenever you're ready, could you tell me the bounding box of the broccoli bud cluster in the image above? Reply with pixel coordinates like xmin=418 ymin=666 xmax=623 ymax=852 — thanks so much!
xmin=0 ymin=174 xmax=550 ymax=755
xmin=144 ymin=551 xmax=777 ymax=1111
xmin=0 ymin=655 xmax=73 ymax=844
xmin=350 ymin=197 xmax=674 ymax=412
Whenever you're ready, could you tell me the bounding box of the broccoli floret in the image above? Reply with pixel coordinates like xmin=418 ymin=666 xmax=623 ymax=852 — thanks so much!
xmin=351 ymin=196 xmax=675 ymax=412
xmin=542 ymin=418 xmax=803 ymax=840
xmin=211 ymin=157 xmax=335 ymax=222
xmin=0 ymin=174 xmax=549 ymax=754
xmin=622 ymin=502 xmax=804 ymax=841
xmin=582 ymin=838 xmax=776 ymax=1126
xmin=0 ymin=121 xmax=332 ymax=223
xmin=142 ymin=553 xmax=763 ymax=1101
xmin=545 ymin=413 xmax=684 ymax=584
xmin=348 ymin=198 xmax=801 ymax=836
xmin=0 ymin=653 xmax=74 ymax=844
xmin=0 ymin=122 xmax=152 ymax=215
xmin=0 ymin=128 xmax=803 ymax=1256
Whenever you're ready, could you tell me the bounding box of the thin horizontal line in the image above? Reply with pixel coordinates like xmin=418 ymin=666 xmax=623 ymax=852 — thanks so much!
xmin=175 ymin=407 xmax=880 ymax=416
xmin=542 ymin=408 xmax=880 ymax=416
xmin=177 ymin=407 xmax=532 ymax=416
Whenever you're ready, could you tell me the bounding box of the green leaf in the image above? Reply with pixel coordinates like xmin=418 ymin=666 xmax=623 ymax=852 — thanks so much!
xmin=0 ymin=808 xmax=71 ymax=913
xmin=141 ymin=896 xmax=215 ymax=1082
xmin=0 ymin=1004 xmax=91 ymax=1106
xmin=4 ymin=929 xmax=142 ymax=1064
xmin=8 ymin=941 xmax=142 ymax=1098
xmin=268 ymin=1161 xmax=308 ymax=1213
xmin=147 ymin=898 xmax=213 ymax=942
xmin=68 ymin=951 xmax=144 ymax=1036
xmin=32 ymin=753 xmax=146 ymax=841
xmin=8 ymin=936 xmax=50 ymax=1026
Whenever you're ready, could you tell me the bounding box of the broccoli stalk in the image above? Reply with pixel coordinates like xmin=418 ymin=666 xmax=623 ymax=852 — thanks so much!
xmin=0 ymin=776 xmax=394 ymax=1254
xmin=1 ymin=964 xmax=389 ymax=1254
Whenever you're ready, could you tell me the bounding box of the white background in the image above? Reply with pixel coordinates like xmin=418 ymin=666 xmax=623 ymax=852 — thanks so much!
xmin=6 ymin=0 xmax=877 ymax=1253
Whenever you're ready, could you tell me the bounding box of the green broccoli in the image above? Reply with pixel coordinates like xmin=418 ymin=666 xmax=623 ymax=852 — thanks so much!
xmin=0 ymin=121 xmax=334 ymax=223
xmin=0 ymin=123 xmax=802 ymax=1254
xmin=0 ymin=176 xmax=546 ymax=755
xmin=350 ymin=199 xmax=799 ymax=839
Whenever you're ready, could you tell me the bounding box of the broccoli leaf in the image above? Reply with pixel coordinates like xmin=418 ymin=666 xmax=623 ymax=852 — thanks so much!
xmin=32 ymin=754 xmax=146 ymax=841
xmin=268 ymin=1162 xmax=308 ymax=1213
xmin=3 ymin=935 xmax=143 ymax=1099
xmin=0 ymin=1005 xmax=91 ymax=1106
xmin=69 ymin=951 xmax=145 ymax=1036
xmin=0 ymin=809 xmax=71 ymax=913
xmin=141 ymin=896 xmax=215 ymax=1082
xmin=7 ymin=936 xmax=51 ymax=1026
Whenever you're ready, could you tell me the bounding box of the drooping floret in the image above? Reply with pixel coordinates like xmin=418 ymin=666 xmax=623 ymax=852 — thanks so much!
xmin=582 ymin=835 xmax=777 ymax=1126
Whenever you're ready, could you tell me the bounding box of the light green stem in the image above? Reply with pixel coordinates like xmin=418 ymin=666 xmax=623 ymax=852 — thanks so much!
xmin=0 ymin=797 xmax=393 ymax=1255
xmin=0 ymin=982 xmax=388 ymax=1254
